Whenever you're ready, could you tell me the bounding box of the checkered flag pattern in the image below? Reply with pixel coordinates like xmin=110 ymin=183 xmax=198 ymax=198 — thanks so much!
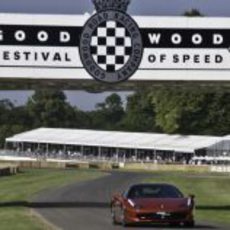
xmin=90 ymin=21 xmax=132 ymax=72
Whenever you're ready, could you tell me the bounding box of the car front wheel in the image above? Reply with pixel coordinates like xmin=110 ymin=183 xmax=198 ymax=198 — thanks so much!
xmin=111 ymin=206 xmax=119 ymax=225
xmin=121 ymin=208 xmax=129 ymax=227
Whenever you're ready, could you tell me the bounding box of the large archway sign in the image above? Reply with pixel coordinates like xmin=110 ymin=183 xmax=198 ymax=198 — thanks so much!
xmin=0 ymin=0 xmax=230 ymax=83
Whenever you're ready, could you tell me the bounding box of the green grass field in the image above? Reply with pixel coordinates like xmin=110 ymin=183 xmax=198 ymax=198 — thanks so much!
xmin=0 ymin=169 xmax=106 ymax=230
xmin=0 ymin=168 xmax=229 ymax=229
xmin=145 ymin=171 xmax=230 ymax=225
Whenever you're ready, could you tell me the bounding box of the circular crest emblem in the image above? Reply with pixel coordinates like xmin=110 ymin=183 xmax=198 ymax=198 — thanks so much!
xmin=80 ymin=10 xmax=143 ymax=83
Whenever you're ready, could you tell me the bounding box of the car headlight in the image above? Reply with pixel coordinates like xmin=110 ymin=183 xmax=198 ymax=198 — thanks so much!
xmin=127 ymin=199 xmax=143 ymax=210
xmin=179 ymin=199 xmax=193 ymax=208
xmin=187 ymin=197 xmax=195 ymax=208
xmin=187 ymin=198 xmax=192 ymax=207
xmin=128 ymin=199 xmax=135 ymax=207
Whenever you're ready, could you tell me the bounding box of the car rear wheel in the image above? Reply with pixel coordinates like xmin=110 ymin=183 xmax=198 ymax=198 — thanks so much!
xmin=184 ymin=220 xmax=195 ymax=228
xmin=169 ymin=222 xmax=181 ymax=227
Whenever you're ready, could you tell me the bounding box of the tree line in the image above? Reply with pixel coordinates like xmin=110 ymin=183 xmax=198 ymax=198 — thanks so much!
xmin=0 ymin=86 xmax=230 ymax=147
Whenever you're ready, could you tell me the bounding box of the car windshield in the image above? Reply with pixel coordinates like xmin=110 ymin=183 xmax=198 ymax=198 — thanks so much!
xmin=127 ymin=184 xmax=184 ymax=199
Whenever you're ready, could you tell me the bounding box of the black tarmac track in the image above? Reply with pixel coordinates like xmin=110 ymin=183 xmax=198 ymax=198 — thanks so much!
xmin=34 ymin=171 xmax=228 ymax=230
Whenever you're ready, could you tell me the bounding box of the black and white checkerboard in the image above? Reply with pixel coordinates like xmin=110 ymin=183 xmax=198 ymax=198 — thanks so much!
xmin=90 ymin=21 xmax=132 ymax=72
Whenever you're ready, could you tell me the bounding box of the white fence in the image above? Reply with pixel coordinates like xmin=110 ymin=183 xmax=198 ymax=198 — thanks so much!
xmin=210 ymin=166 xmax=230 ymax=173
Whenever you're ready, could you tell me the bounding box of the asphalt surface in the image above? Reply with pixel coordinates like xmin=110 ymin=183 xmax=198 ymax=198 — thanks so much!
xmin=34 ymin=171 xmax=228 ymax=230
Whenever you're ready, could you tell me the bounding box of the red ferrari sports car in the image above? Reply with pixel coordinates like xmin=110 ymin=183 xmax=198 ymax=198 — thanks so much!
xmin=111 ymin=183 xmax=195 ymax=227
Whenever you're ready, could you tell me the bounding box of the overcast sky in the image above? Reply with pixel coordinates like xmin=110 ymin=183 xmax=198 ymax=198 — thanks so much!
xmin=0 ymin=0 xmax=230 ymax=17
xmin=0 ymin=91 xmax=133 ymax=110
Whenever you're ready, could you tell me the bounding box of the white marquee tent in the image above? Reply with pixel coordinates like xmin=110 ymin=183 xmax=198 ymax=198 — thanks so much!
xmin=5 ymin=128 xmax=222 ymax=154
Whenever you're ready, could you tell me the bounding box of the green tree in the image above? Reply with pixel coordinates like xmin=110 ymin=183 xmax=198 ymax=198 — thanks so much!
xmin=73 ymin=109 xmax=92 ymax=129
xmin=89 ymin=93 xmax=125 ymax=129
xmin=183 ymin=9 xmax=203 ymax=17
xmin=0 ymin=100 xmax=31 ymax=147
xmin=0 ymin=124 xmax=26 ymax=148
xmin=121 ymin=90 xmax=157 ymax=132
xmin=26 ymin=89 xmax=76 ymax=128
xmin=0 ymin=99 xmax=14 ymax=124
xmin=151 ymin=86 xmax=230 ymax=135
xmin=151 ymin=87 xmax=180 ymax=133
xmin=203 ymin=90 xmax=230 ymax=135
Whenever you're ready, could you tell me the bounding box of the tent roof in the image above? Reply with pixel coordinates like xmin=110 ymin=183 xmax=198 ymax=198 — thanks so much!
xmin=223 ymin=135 xmax=230 ymax=140
xmin=6 ymin=128 xmax=223 ymax=153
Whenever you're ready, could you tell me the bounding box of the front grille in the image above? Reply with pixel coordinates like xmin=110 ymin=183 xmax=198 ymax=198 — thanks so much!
xmin=137 ymin=212 xmax=187 ymax=221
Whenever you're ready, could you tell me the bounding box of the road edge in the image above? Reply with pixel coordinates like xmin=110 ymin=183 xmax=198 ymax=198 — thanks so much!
xmin=29 ymin=208 xmax=61 ymax=230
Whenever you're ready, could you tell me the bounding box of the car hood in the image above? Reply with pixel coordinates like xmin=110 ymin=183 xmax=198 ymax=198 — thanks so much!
xmin=131 ymin=198 xmax=189 ymax=211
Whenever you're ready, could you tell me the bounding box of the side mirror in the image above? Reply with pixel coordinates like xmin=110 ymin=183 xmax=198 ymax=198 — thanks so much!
xmin=112 ymin=192 xmax=122 ymax=198
xmin=187 ymin=194 xmax=195 ymax=208
xmin=188 ymin=194 xmax=195 ymax=199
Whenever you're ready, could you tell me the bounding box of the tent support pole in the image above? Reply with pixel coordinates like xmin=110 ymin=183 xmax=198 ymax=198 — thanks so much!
xmin=4 ymin=142 xmax=7 ymax=151
xmin=98 ymin=146 xmax=101 ymax=159
xmin=135 ymin=149 xmax=138 ymax=162
xmin=116 ymin=148 xmax=119 ymax=162
xmin=154 ymin=149 xmax=157 ymax=163
xmin=21 ymin=142 xmax=24 ymax=153
xmin=46 ymin=143 xmax=49 ymax=156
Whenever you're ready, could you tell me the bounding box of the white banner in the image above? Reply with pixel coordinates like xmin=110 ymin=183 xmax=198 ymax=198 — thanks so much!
xmin=0 ymin=13 xmax=230 ymax=82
